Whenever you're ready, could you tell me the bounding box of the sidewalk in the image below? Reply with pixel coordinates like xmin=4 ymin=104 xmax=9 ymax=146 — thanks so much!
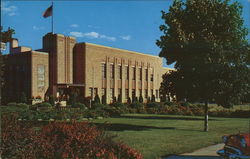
xmin=182 ymin=143 xmax=224 ymax=156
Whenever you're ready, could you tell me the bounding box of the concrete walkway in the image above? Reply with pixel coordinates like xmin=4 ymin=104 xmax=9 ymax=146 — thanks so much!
xmin=163 ymin=143 xmax=224 ymax=159
xmin=182 ymin=143 xmax=224 ymax=156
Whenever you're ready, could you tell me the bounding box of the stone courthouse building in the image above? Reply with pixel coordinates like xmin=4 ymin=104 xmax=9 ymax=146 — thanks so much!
xmin=3 ymin=32 xmax=172 ymax=104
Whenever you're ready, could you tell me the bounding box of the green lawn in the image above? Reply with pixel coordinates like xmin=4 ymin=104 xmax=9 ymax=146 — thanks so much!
xmin=92 ymin=114 xmax=249 ymax=159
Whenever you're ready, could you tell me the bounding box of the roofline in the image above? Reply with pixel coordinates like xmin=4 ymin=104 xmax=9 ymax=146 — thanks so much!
xmin=77 ymin=42 xmax=162 ymax=59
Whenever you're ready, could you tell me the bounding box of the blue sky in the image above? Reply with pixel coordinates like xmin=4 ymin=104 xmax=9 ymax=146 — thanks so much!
xmin=1 ymin=0 xmax=250 ymax=68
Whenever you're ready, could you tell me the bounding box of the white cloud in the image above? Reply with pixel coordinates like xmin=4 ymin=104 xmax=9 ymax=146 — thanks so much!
xmin=32 ymin=25 xmax=44 ymax=31
xmin=120 ymin=35 xmax=131 ymax=41
xmin=69 ymin=31 xmax=116 ymax=41
xmin=70 ymin=24 xmax=79 ymax=28
xmin=2 ymin=2 xmax=18 ymax=16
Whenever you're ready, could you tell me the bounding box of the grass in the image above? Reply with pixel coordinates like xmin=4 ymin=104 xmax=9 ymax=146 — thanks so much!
xmin=93 ymin=113 xmax=249 ymax=159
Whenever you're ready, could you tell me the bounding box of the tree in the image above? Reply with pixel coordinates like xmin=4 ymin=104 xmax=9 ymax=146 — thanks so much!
xmin=0 ymin=27 xmax=15 ymax=106
xmin=139 ymin=95 xmax=144 ymax=103
xmin=157 ymin=0 xmax=250 ymax=131
xmin=101 ymin=95 xmax=107 ymax=105
xmin=94 ymin=94 xmax=101 ymax=104
xmin=151 ymin=95 xmax=156 ymax=103
xmin=20 ymin=92 xmax=27 ymax=104
xmin=118 ymin=94 xmax=122 ymax=103
xmin=49 ymin=95 xmax=55 ymax=106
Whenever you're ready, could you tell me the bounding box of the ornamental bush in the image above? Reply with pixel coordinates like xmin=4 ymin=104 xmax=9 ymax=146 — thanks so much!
xmin=1 ymin=113 xmax=143 ymax=159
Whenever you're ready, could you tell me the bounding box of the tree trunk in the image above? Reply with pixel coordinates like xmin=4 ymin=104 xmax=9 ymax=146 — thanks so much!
xmin=204 ymin=101 xmax=209 ymax=132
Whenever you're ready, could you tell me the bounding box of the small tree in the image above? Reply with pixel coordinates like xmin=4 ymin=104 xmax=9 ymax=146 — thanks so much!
xmin=113 ymin=96 xmax=117 ymax=103
xmin=94 ymin=94 xmax=101 ymax=104
xmin=49 ymin=95 xmax=55 ymax=106
xmin=69 ymin=93 xmax=77 ymax=107
xmin=20 ymin=92 xmax=27 ymax=103
xmin=151 ymin=95 xmax=156 ymax=103
xmin=118 ymin=94 xmax=122 ymax=103
xmin=127 ymin=97 xmax=132 ymax=105
xmin=135 ymin=97 xmax=138 ymax=103
xmin=101 ymin=95 xmax=107 ymax=105
xmin=139 ymin=95 xmax=143 ymax=103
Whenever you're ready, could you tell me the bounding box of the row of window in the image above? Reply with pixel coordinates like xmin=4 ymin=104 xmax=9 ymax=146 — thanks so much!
xmin=89 ymin=87 xmax=159 ymax=100
xmin=101 ymin=63 xmax=154 ymax=81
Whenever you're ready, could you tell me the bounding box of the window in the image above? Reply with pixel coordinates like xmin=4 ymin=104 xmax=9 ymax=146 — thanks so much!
xmin=118 ymin=88 xmax=122 ymax=100
xmin=156 ymin=90 xmax=159 ymax=99
xmin=145 ymin=69 xmax=148 ymax=81
xmin=139 ymin=68 xmax=142 ymax=80
xmin=150 ymin=74 xmax=154 ymax=81
xmin=94 ymin=88 xmax=98 ymax=97
xmin=101 ymin=63 xmax=106 ymax=79
xmin=139 ymin=89 xmax=142 ymax=96
xmin=125 ymin=89 xmax=129 ymax=99
xmin=118 ymin=65 xmax=122 ymax=79
xmin=132 ymin=67 xmax=136 ymax=80
xmin=110 ymin=64 xmax=114 ymax=79
xmin=132 ymin=89 xmax=136 ymax=98
xmin=145 ymin=89 xmax=148 ymax=98
xmin=151 ymin=89 xmax=153 ymax=97
xmin=125 ymin=66 xmax=129 ymax=80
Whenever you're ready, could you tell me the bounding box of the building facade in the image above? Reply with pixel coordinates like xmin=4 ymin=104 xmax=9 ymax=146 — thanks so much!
xmin=3 ymin=33 xmax=173 ymax=104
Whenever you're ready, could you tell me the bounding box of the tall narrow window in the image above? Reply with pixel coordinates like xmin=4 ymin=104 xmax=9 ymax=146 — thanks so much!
xmin=145 ymin=89 xmax=148 ymax=98
xmin=110 ymin=64 xmax=114 ymax=79
xmin=132 ymin=67 xmax=136 ymax=80
xmin=101 ymin=63 xmax=106 ymax=79
xmin=132 ymin=89 xmax=136 ymax=99
xmin=150 ymin=74 xmax=154 ymax=81
xmin=140 ymin=68 xmax=142 ymax=80
xmin=125 ymin=66 xmax=129 ymax=80
xmin=125 ymin=89 xmax=129 ymax=99
xmin=118 ymin=65 xmax=122 ymax=79
xmin=145 ymin=69 xmax=148 ymax=81
xmin=151 ymin=89 xmax=153 ymax=97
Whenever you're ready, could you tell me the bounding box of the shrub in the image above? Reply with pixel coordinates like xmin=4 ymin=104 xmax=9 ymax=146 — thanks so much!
xmin=118 ymin=94 xmax=122 ymax=103
xmin=147 ymin=102 xmax=160 ymax=108
xmin=165 ymin=101 xmax=174 ymax=106
xmin=48 ymin=96 xmax=55 ymax=106
xmin=102 ymin=95 xmax=107 ymax=105
xmin=74 ymin=102 xmax=86 ymax=109
xmin=113 ymin=96 xmax=117 ymax=103
xmin=180 ymin=101 xmax=190 ymax=107
xmin=127 ymin=97 xmax=132 ymax=104
xmin=139 ymin=95 xmax=143 ymax=103
xmin=36 ymin=102 xmax=52 ymax=107
xmin=94 ymin=94 xmax=101 ymax=104
xmin=20 ymin=92 xmax=27 ymax=103
xmin=151 ymin=95 xmax=156 ymax=102
xmin=112 ymin=102 xmax=125 ymax=107
xmin=92 ymin=103 xmax=105 ymax=109
xmin=1 ymin=114 xmax=143 ymax=159
xmin=131 ymin=102 xmax=144 ymax=108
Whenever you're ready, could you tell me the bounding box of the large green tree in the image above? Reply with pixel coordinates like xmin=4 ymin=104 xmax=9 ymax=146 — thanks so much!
xmin=0 ymin=27 xmax=15 ymax=105
xmin=157 ymin=0 xmax=250 ymax=131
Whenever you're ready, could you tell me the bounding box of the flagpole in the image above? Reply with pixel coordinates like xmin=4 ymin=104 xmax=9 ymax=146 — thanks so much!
xmin=52 ymin=0 xmax=54 ymax=33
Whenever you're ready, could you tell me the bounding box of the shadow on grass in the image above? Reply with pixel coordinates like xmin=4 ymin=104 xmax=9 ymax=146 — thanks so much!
xmin=116 ymin=115 xmax=218 ymax=121
xmin=94 ymin=123 xmax=176 ymax=131
xmin=163 ymin=155 xmax=222 ymax=159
